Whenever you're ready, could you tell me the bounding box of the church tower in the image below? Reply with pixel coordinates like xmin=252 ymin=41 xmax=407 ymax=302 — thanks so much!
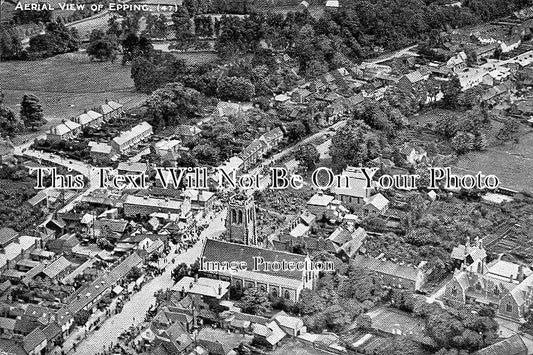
xmin=226 ymin=193 xmax=257 ymax=246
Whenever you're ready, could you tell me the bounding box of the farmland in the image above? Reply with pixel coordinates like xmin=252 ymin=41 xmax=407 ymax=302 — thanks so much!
xmin=0 ymin=52 xmax=147 ymax=140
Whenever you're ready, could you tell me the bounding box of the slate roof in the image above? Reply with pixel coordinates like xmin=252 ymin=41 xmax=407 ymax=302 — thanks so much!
xmin=239 ymin=139 xmax=267 ymax=161
xmin=451 ymin=243 xmax=488 ymax=262
xmin=117 ymin=162 xmax=148 ymax=173
xmin=0 ymin=227 xmax=18 ymax=247
xmin=42 ymin=256 xmax=71 ymax=279
xmin=261 ymin=127 xmax=283 ymax=143
xmin=0 ymin=317 xmax=16 ymax=331
xmin=201 ymin=239 xmax=307 ymax=280
xmin=328 ymin=227 xmax=352 ymax=246
xmin=42 ymin=322 xmax=62 ymax=341
xmin=197 ymin=339 xmax=234 ymax=355
xmin=86 ymin=110 xmax=103 ymax=120
xmin=22 ymin=328 xmax=46 ymax=353
xmin=112 ymin=121 xmax=152 ymax=147
xmin=404 ymin=70 xmax=426 ymax=83
xmin=475 ymin=334 xmax=527 ymax=355
xmin=107 ymin=100 xmax=123 ymax=110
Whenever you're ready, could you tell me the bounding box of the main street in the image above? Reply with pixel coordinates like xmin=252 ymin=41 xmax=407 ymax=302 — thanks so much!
xmin=69 ymin=208 xmax=227 ymax=355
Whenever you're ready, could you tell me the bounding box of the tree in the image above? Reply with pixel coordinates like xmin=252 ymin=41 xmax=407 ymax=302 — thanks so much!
xmin=192 ymin=144 xmax=220 ymax=165
xmin=0 ymin=27 xmax=23 ymax=60
xmin=171 ymin=262 xmax=189 ymax=282
xmin=87 ymin=30 xmax=119 ymax=62
xmin=216 ymin=76 xmax=255 ymax=102
xmin=355 ymin=314 xmax=372 ymax=329
xmin=452 ymin=131 xmax=475 ymax=154
xmin=286 ymin=121 xmax=307 ymax=143
xmin=473 ymin=133 xmax=488 ymax=151
xmin=144 ymin=82 xmax=201 ymax=128
xmin=330 ymin=120 xmax=375 ymax=172
xmin=122 ymin=33 xmax=153 ymax=65
xmin=28 ymin=21 xmax=79 ymax=58
xmin=442 ymin=75 xmax=462 ymax=109
xmin=20 ymin=94 xmax=45 ymax=130
xmin=74 ymin=309 xmax=91 ymax=327
xmin=240 ymin=288 xmax=272 ymax=316
xmin=295 ymin=289 xmax=326 ymax=315
xmin=0 ymin=104 xmax=24 ymax=137
xmin=295 ymin=144 xmax=319 ymax=170
xmin=172 ymin=6 xmax=193 ymax=49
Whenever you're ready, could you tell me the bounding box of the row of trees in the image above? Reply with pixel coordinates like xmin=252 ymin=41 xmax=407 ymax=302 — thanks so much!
xmin=165 ymin=0 xmax=533 ymax=79
xmin=28 ymin=21 xmax=80 ymax=59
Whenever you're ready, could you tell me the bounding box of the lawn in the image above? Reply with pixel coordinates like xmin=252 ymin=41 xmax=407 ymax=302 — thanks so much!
xmin=411 ymin=108 xmax=533 ymax=192
xmin=368 ymin=307 xmax=426 ymax=337
xmin=0 ymin=52 xmax=148 ymax=140
xmin=452 ymin=130 xmax=533 ymax=192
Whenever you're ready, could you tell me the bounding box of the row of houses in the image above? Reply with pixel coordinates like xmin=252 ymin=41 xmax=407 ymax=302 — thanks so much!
xmin=46 ymin=100 xmax=124 ymax=142
xmin=0 ymin=251 xmax=144 ymax=355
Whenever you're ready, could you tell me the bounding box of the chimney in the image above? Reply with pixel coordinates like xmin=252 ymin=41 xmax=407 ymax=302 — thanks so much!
xmin=510 ymin=274 xmax=514 ymax=283
xmin=194 ymin=274 xmax=198 ymax=283
xmin=218 ymin=283 xmax=222 ymax=296
xmin=189 ymin=282 xmax=193 ymax=289
xmin=519 ymin=265 xmax=525 ymax=283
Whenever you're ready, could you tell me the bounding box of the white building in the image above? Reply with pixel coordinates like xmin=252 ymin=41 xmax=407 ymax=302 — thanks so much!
xmin=111 ymin=121 xmax=153 ymax=153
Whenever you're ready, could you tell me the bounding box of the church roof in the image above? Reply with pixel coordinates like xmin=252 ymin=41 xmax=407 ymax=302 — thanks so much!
xmin=201 ymin=239 xmax=307 ymax=280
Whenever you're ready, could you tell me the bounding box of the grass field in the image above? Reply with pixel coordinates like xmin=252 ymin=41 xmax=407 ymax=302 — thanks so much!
xmin=453 ymin=130 xmax=533 ymax=192
xmin=0 ymin=52 xmax=148 ymax=139
xmin=412 ymin=109 xmax=533 ymax=192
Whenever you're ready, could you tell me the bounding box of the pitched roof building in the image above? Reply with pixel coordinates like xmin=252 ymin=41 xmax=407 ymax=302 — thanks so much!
xmin=200 ymin=239 xmax=318 ymax=301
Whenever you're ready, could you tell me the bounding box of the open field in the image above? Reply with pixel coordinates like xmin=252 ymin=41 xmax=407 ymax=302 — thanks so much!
xmin=368 ymin=307 xmax=425 ymax=337
xmin=0 ymin=52 xmax=148 ymax=140
xmin=452 ymin=130 xmax=533 ymax=192
xmin=66 ymin=11 xmax=114 ymax=40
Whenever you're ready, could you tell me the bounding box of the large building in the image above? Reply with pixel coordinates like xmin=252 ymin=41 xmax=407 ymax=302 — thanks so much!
xmin=199 ymin=239 xmax=318 ymax=301
xmin=443 ymin=238 xmax=533 ymax=322
xmin=111 ymin=121 xmax=153 ymax=154
xmin=352 ymin=254 xmax=430 ymax=291
xmin=330 ymin=166 xmax=374 ymax=211
xmin=226 ymin=193 xmax=257 ymax=246
xmin=123 ymin=195 xmax=191 ymax=218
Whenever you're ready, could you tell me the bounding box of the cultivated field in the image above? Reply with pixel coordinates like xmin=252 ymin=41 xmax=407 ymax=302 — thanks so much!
xmin=0 ymin=52 xmax=148 ymax=140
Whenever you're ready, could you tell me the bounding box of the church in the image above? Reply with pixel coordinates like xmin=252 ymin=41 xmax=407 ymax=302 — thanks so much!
xmin=444 ymin=236 xmax=533 ymax=323
xmin=199 ymin=193 xmax=318 ymax=301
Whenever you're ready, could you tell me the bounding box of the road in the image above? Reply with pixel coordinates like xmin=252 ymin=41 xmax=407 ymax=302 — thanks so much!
xmin=70 ymin=209 xmax=227 ymax=355
xmin=246 ymin=119 xmax=347 ymax=193
xmin=369 ymin=44 xmax=419 ymax=64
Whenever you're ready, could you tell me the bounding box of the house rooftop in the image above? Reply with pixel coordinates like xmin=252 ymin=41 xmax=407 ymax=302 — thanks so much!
xmin=42 ymin=256 xmax=71 ymax=279
xmin=307 ymin=193 xmax=335 ymax=207
xmin=173 ymin=276 xmax=230 ymax=299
